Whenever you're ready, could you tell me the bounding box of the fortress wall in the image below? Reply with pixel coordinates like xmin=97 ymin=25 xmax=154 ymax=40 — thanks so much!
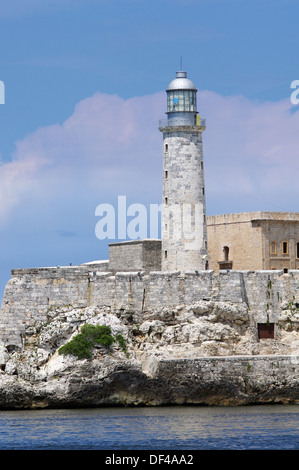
xmin=156 ymin=355 xmax=299 ymax=404
xmin=1 ymin=266 xmax=299 ymax=348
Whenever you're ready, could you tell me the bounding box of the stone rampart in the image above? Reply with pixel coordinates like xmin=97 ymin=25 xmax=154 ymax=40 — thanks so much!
xmin=156 ymin=355 xmax=299 ymax=404
xmin=0 ymin=266 xmax=298 ymax=407
xmin=1 ymin=266 xmax=299 ymax=350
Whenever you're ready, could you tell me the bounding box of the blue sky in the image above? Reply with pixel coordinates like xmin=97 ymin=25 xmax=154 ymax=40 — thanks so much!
xmin=0 ymin=0 xmax=299 ymax=300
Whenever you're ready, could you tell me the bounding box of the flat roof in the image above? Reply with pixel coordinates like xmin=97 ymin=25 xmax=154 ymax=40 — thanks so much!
xmin=109 ymin=239 xmax=161 ymax=247
xmin=207 ymin=211 xmax=299 ymax=225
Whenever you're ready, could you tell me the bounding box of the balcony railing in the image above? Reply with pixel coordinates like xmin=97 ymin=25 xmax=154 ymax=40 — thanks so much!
xmin=158 ymin=117 xmax=206 ymax=128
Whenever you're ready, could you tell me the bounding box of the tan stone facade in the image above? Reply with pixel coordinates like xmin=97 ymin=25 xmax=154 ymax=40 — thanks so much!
xmin=207 ymin=211 xmax=299 ymax=272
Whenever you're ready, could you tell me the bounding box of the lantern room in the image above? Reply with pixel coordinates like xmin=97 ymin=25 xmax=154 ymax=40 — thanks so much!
xmin=166 ymin=71 xmax=198 ymax=126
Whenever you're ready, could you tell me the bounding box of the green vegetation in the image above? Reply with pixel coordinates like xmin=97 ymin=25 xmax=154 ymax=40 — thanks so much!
xmin=115 ymin=334 xmax=128 ymax=355
xmin=58 ymin=324 xmax=128 ymax=359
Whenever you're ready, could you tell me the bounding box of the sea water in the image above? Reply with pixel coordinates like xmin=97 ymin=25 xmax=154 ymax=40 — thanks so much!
xmin=0 ymin=404 xmax=298 ymax=450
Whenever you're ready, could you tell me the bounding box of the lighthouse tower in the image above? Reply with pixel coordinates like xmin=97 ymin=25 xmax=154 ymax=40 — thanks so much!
xmin=159 ymin=70 xmax=208 ymax=272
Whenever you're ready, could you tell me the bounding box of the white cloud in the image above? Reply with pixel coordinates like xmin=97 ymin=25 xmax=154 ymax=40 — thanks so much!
xmin=0 ymin=86 xmax=299 ymax=303
xmin=0 ymin=91 xmax=164 ymax=227
xmin=0 ymin=152 xmax=45 ymax=222
xmin=1 ymin=88 xmax=299 ymax=232
xmin=198 ymin=91 xmax=299 ymax=212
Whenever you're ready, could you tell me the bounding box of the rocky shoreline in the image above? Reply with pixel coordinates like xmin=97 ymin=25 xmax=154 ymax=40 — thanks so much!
xmin=0 ymin=302 xmax=298 ymax=409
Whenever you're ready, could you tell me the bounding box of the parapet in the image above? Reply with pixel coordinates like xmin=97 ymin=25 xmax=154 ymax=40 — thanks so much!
xmin=207 ymin=211 xmax=299 ymax=225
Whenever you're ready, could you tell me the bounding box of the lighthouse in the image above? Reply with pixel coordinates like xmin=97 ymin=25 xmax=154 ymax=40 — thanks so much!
xmin=159 ymin=69 xmax=208 ymax=272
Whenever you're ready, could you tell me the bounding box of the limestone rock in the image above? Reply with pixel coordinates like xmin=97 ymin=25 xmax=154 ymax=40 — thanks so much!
xmin=0 ymin=298 xmax=297 ymax=409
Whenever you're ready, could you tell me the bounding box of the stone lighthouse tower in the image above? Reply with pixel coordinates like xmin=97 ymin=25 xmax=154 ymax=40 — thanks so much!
xmin=159 ymin=69 xmax=208 ymax=272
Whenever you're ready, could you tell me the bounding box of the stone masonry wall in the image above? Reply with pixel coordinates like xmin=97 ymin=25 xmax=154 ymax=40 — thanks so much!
xmin=156 ymin=355 xmax=298 ymax=405
xmin=109 ymin=240 xmax=161 ymax=272
xmin=161 ymin=128 xmax=208 ymax=272
xmin=1 ymin=266 xmax=299 ymax=350
xmin=261 ymin=219 xmax=299 ymax=271
xmin=207 ymin=213 xmax=264 ymax=271
xmin=207 ymin=211 xmax=299 ymax=272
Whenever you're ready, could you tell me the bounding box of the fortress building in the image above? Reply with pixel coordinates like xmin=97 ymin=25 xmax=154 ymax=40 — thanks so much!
xmin=207 ymin=211 xmax=299 ymax=273
xmin=0 ymin=67 xmax=298 ymax=409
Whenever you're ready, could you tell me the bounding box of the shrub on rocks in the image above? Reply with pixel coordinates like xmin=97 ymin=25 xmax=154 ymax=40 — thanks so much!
xmin=58 ymin=324 xmax=127 ymax=359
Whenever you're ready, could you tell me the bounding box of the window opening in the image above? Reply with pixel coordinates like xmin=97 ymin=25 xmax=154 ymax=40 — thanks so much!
xmin=270 ymin=242 xmax=276 ymax=255
xmin=258 ymin=323 xmax=275 ymax=339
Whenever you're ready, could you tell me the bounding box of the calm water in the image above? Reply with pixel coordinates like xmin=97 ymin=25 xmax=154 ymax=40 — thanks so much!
xmin=0 ymin=405 xmax=298 ymax=450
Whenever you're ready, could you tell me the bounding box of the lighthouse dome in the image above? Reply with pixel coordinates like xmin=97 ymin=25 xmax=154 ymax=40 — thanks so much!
xmin=167 ymin=71 xmax=197 ymax=91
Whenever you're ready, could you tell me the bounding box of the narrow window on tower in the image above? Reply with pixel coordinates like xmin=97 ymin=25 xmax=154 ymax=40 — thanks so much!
xmin=201 ymin=161 xmax=203 ymax=170
xmin=202 ymin=187 xmax=205 ymax=195
xmin=165 ymin=197 xmax=168 ymax=205
xmin=296 ymin=243 xmax=299 ymax=259
xmin=165 ymin=170 xmax=168 ymax=179
xmin=165 ymin=144 xmax=168 ymax=152
xmin=282 ymin=241 xmax=288 ymax=255
xmin=164 ymin=251 xmax=168 ymax=259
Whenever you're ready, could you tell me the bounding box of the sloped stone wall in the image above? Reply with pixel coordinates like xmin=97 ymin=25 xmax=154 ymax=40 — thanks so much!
xmin=1 ymin=267 xmax=299 ymax=352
